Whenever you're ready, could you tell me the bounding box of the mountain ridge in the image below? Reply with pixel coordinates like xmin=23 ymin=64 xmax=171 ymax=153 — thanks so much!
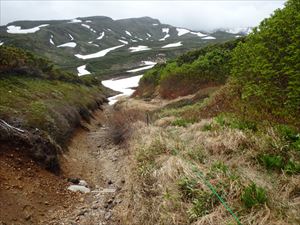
xmin=0 ymin=16 xmax=243 ymax=78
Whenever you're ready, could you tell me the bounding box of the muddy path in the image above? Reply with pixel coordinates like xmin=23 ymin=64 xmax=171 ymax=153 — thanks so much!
xmin=42 ymin=106 xmax=131 ymax=225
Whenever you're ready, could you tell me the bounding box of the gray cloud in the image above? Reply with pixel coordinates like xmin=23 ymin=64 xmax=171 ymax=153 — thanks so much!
xmin=1 ymin=0 xmax=286 ymax=31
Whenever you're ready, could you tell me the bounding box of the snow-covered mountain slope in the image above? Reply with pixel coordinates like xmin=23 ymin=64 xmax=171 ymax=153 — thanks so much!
xmin=0 ymin=16 xmax=244 ymax=77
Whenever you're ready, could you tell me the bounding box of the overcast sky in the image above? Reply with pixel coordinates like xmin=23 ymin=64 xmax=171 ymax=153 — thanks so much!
xmin=1 ymin=0 xmax=286 ymax=31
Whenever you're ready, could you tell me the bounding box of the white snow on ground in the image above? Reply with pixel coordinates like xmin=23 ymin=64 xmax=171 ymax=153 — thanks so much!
xmin=85 ymin=20 xmax=92 ymax=23
xmin=147 ymin=33 xmax=152 ymax=37
xmin=68 ymin=18 xmax=82 ymax=23
xmin=235 ymin=35 xmax=241 ymax=38
xmin=202 ymin=36 xmax=216 ymax=40
xmin=121 ymin=36 xmax=126 ymax=39
xmin=129 ymin=45 xmax=151 ymax=52
xmin=107 ymin=28 xmax=112 ymax=31
xmin=153 ymin=24 xmax=159 ymax=26
xmin=135 ymin=37 xmax=143 ymax=41
xmin=159 ymin=34 xmax=170 ymax=41
xmin=176 ymin=28 xmax=190 ymax=36
xmin=68 ymin=34 xmax=74 ymax=40
xmin=75 ymin=45 xmax=124 ymax=60
xmin=162 ymin=28 xmax=169 ymax=33
xmin=131 ymin=39 xmax=138 ymax=42
xmin=7 ymin=24 xmax=49 ymax=34
xmin=190 ymin=31 xmax=207 ymax=37
xmin=125 ymin=31 xmax=132 ymax=36
xmin=102 ymin=75 xmax=142 ymax=105
xmin=57 ymin=42 xmax=77 ymax=48
xmin=119 ymin=39 xmax=128 ymax=44
xmin=50 ymin=35 xmax=55 ymax=45
xmin=97 ymin=32 xmax=105 ymax=40
xmin=81 ymin=24 xmax=96 ymax=33
xmin=127 ymin=61 xmax=157 ymax=73
xmin=0 ymin=42 xmax=4 ymax=46
xmin=160 ymin=28 xmax=170 ymax=41
xmin=162 ymin=41 xmax=182 ymax=48
xmin=77 ymin=65 xmax=91 ymax=76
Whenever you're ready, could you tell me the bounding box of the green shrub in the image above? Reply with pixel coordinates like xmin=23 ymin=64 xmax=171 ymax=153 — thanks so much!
xmin=178 ymin=177 xmax=200 ymax=200
xmin=171 ymin=118 xmax=194 ymax=127
xmin=284 ymin=160 xmax=300 ymax=174
xmin=259 ymin=154 xmax=284 ymax=170
xmin=241 ymin=183 xmax=267 ymax=208
xmin=202 ymin=123 xmax=212 ymax=131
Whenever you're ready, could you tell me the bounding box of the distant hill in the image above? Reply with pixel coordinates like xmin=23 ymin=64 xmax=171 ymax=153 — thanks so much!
xmin=0 ymin=16 xmax=243 ymax=77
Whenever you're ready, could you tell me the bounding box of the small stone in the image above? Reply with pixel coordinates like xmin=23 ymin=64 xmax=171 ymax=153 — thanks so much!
xmin=104 ymin=212 xmax=112 ymax=220
xmin=108 ymin=180 xmax=113 ymax=185
xmin=77 ymin=209 xmax=88 ymax=216
xmin=44 ymin=201 xmax=49 ymax=205
xmin=92 ymin=205 xmax=98 ymax=210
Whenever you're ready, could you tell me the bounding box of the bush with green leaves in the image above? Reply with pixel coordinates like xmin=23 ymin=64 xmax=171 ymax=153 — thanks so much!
xmin=241 ymin=183 xmax=267 ymax=208
xmin=230 ymin=0 xmax=300 ymax=120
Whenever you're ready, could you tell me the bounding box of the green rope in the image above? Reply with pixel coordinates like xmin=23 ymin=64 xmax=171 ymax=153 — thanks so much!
xmin=191 ymin=165 xmax=242 ymax=225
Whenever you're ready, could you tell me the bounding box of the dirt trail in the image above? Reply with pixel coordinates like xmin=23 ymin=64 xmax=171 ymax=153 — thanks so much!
xmin=42 ymin=106 xmax=131 ymax=225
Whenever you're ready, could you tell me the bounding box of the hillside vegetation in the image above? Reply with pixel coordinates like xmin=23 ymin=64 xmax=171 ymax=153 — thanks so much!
xmin=136 ymin=0 xmax=299 ymax=125
xmin=120 ymin=1 xmax=299 ymax=224
xmin=0 ymin=46 xmax=107 ymax=171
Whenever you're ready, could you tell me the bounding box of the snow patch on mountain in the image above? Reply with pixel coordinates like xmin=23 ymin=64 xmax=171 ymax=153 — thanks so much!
xmin=77 ymin=65 xmax=91 ymax=76
xmin=162 ymin=41 xmax=182 ymax=48
xmin=57 ymin=42 xmax=77 ymax=48
xmin=75 ymin=45 xmax=124 ymax=60
xmin=202 ymin=36 xmax=216 ymax=40
xmin=0 ymin=41 xmax=4 ymax=46
xmin=159 ymin=28 xmax=170 ymax=41
xmin=190 ymin=31 xmax=207 ymax=37
xmin=81 ymin=24 xmax=96 ymax=33
xmin=68 ymin=34 xmax=74 ymax=40
xmin=126 ymin=61 xmax=157 ymax=73
xmin=125 ymin=31 xmax=132 ymax=36
xmin=7 ymin=24 xmax=49 ymax=34
xmin=153 ymin=24 xmax=159 ymax=26
xmin=97 ymin=32 xmax=105 ymax=40
xmin=176 ymin=28 xmax=190 ymax=36
xmin=50 ymin=35 xmax=55 ymax=45
xmin=68 ymin=18 xmax=82 ymax=23
xmin=119 ymin=39 xmax=128 ymax=44
xmin=129 ymin=45 xmax=151 ymax=52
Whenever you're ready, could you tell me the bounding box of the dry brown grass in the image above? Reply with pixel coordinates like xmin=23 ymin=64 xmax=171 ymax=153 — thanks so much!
xmin=114 ymin=98 xmax=299 ymax=225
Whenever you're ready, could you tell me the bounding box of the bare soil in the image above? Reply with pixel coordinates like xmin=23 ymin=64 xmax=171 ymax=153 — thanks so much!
xmin=0 ymin=105 xmax=132 ymax=225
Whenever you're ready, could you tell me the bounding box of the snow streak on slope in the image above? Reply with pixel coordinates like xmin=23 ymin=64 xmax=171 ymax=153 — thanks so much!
xmin=159 ymin=28 xmax=170 ymax=41
xmin=162 ymin=41 xmax=182 ymax=48
xmin=75 ymin=45 xmax=124 ymax=59
xmin=81 ymin=24 xmax=96 ymax=33
xmin=129 ymin=45 xmax=151 ymax=52
xmin=77 ymin=65 xmax=91 ymax=76
xmin=7 ymin=24 xmax=49 ymax=34
xmin=102 ymin=75 xmax=142 ymax=105
xmin=0 ymin=42 xmax=4 ymax=46
xmin=190 ymin=31 xmax=207 ymax=37
xmin=57 ymin=42 xmax=77 ymax=48
xmin=119 ymin=39 xmax=128 ymax=44
xmin=68 ymin=18 xmax=82 ymax=23
xmin=97 ymin=32 xmax=105 ymax=40
xmin=176 ymin=28 xmax=190 ymax=36
xmin=68 ymin=34 xmax=74 ymax=40
xmin=50 ymin=35 xmax=55 ymax=45
xmin=126 ymin=61 xmax=157 ymax=73
xmin=125 ymin=31 xmax=132 ymax=36
xmin=202 ymin=36 xmax=216 ymax=40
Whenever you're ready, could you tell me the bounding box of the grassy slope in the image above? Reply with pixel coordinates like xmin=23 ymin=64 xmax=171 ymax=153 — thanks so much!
xmin=0 ymin=46 xmax=108 ymax=171
xmin=118 ymin=1 xmax=300 ymax=224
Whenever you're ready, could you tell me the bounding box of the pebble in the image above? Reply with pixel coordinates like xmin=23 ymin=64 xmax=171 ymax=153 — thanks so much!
xmin=104 ymin=212 xmax=112 ymax=220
